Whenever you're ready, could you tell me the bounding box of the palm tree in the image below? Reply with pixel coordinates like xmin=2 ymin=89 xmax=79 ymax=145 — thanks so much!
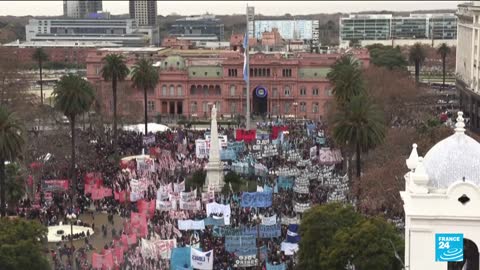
xmin=333 ymin=94 xmax=386 ymax=178
xmin=0 ymin=106 xmax=24 ymax=216
xmin=53 ymin=74 xmax=94 ymax=200
xmin=409 ymin=43 xmax=426 ymax=84
xmin=32 ymin=48 xmax=49 ymax=105
xmin=100 ymin=54 xmax=130 ymax=146
xmin=327 ymin=54 xmax=365 ymax=105
xmin=437 ymin=43 xmax=451 ymax=88
xmin=131 ymin=58 xmax=159 ymax=134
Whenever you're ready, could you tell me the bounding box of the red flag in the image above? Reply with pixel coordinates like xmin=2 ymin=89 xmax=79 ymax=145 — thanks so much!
xmin=92 ymin=251 xmax=113 ymax=269
xmin=113 ymin=246 xmax=124 ymax=264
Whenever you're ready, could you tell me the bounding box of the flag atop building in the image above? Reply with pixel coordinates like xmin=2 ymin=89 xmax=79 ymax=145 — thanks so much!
xmin=243 ymin=33 xmax=249 ymax=83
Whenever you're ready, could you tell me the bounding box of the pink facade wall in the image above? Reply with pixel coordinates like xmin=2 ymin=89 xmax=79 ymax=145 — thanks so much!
xmin=86 ymin=48 xmax=370 ymax=121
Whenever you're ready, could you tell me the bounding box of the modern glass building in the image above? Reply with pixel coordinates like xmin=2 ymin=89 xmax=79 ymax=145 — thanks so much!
xmin=254 ymin=20 xmax=318 ymax=41
xmin=169 ymin=15 xmax=225 ymax=41
xmin=340 ymin=13 xmax=457 ymax=43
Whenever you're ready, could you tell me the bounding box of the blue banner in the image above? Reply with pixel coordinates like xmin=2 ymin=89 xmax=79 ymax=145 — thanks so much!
xmin=316 ymin=136 xmax=326 ymax=145
xmin=277 ymin=177 xmax=294 ymax=190
xmin=286 ymin=224 xmax=301 ymax=244
xmin=306 ymin=123 xmax=316 ymax=137
xmin=241 ymin=223 xmax=282 ymax=238
xmin=225 ymin=235 xmax=256 ymax=253
xmin=263 ymin=184 xmax=273 ymax=193
xmin=241 ymin=192 xmax=273 ymax=208
xmin=204 ymin=217 xmax=225 ymax=227
xmin=266 ymin=263 xmax=286 ymax=270
xmin=170 ymin=247 xmax=192 ymax=270
xmin=220 ymin=149 xmax=237 ymax=161
xmin=228 ymin=141 xmax=245 ymax=153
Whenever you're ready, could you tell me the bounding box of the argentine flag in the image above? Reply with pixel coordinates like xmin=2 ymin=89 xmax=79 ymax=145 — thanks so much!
xmin=243 ymin=33 xmax=249 ymax=82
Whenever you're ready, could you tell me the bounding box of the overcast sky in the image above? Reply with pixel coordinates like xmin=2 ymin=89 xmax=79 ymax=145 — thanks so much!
xmin=0 ymin=1 xmax=461 ymax=16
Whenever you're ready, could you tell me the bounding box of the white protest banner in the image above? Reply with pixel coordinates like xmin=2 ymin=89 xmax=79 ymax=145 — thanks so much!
xmin=178 ymin=219 xmax=205 ymax=231
xmin=157 ymin=238 xmax=177 ymax=259
xmin=191 ymin=248 xmax=214 ymax=270
xmin=180 ymin=189 xmax=197 ymax=202
xmin=180 ymin=200 xmax=201 ymax=211
xmin=130 ymin=179 xmax=145 ymax=202
xmin=206 ymin=202 xmax=231 ymax=225
xmin=201 ymin=189 xmax=215 ymax=203
xmin=195 ymin=139 xmax=208 ymax=159
xmin=156 ymin=200 xmax=177 ymax=211
xmin=156 ymin=188 xmax=169 ymax=201
xmin=309 ymin=146 xmax=317 ymax=160
xmin=137 ymin=157 xmax=155 ymax=173
xmin=281 ymin=242 xmax=299 ymax=256
xmin=319 ymin=148 xmax=343 ymax=165
xmin=141 ymin=238 xmax=157 ymax=259
xmin=281 ymin=216 xmax=301 ymax=225
xmin=261 ymin=214 xmax=277 ymax=226
xmin=293 ymin=202 xmax=311 ymax=213
xmin=143 ymin=135 xmax=156 ymax=146
xmin=205 ymin=134 xmax=228 ymax=148
xmin=174 ymin=181 xmax=185 ymax=193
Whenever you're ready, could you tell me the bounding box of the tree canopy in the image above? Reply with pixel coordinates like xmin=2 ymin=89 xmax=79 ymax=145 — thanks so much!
xmin=298 ymin=203 xmax=403 ymax=270
xmin=0 ymin=218 xmax=50 ymax=270
xmin=366 ymin=44 xmax=408 ymax=70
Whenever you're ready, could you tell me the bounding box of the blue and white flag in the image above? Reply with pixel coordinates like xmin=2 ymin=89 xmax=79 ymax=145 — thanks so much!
xmin=286 ymin=224 xmax=300 ymax=243
xmin=243 ymin=33 xmax=249 ymax=82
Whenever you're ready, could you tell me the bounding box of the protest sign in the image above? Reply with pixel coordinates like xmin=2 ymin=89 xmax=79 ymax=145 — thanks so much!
xmin=319 ymin=148 xmax=343 ymax=165
xmin=267 ymin=263 xmax=286 ymax=270
xmin=277 ymin=176 xmax=294 ymax=190
xmin=136 ymin=156 xmax=155 ymax=173
xmin=195 ymin=139 xmax=208 ymax=159
xmin=190 ymin=248 xmax=214 ymax=270
xmin=225 ymin=235 xmax=256 ymax=252
xmin=293 ymin=202 xmax=311 ymax=213
xmin=179 ymin=200 xmax=201 ymax=211
xmin=241 ymin=192 xmax=272 ymax=208
xmin=143 ymin=134 xmax=156 ymax=146
xmin=178 ymin=219 xmax=205 ymax=231
xmin=281 ymin=242 xmax=299 ymax=256
xmin=156 ymin=200 xmax=177 ymax=211
xmin=241 ymin=223 xmax=282 ymax=238
xmin=235 ymin=129 xmax=256 ymax=143
xmin=174 ymin=181 xmax=186 ymax=193
xmin=42 ymin=179 xmax=69 ymax=192
xmin=171 ymin=247 xmax=191 ymax=270
xmin=309 ymin=146 xmax=317 ymax=160
xmin=180 ymin=189 xmax=197 ymax=202
xmin=206 ymin=202 xmax=231 ymax=225
xmin=203 ymin=217 xmax=225 ymax=227
xmin=261 ymin=214 xmax=277 ymax=226
xmin=92 ymin=251 xmax=114 ymax=269
xmin=281 ymin=216 xmax=301 ymax=225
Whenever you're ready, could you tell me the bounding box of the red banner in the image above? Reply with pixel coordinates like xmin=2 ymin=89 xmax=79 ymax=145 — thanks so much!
xmin=236 ymin=129 xmax=256 ymax=143
xmin=271 ymin=126 xmax=289 ymax=140
xmin=92 ymin=250 xmax=114 ymax=269
xmin=130 ymin=212 xmax=147 ymax=237
xmin=113 ymin=246 xmax=124 ymax=264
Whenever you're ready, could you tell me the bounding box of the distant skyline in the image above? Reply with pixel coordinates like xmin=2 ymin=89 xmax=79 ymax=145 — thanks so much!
xmin=0 ymin=1 xmax=461 ymax=17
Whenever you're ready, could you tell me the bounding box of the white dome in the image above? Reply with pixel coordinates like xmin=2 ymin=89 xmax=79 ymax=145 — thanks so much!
xmin=423 ymin=127 xmax=480 ymax=189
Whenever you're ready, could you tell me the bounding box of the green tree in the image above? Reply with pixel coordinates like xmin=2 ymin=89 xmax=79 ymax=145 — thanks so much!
xmin=186 ymin=169 xmax=206 ymax=190
xmin=327 ymin=54 xmax=365 ymax=105
xmin=0 ymin=107 xmax=24 ymax=217
xmin=367 ymin=45 xmax=408 ymax=70
xmin=5 ymin=164 xmax=25 ymax=213
xmin=0 ymin=218 xmax=50 ymax=270
xmin=53 ymin=74 xmax=95 ymax=199
xmin=222 ymin=171 xmax=243 ymax=194
xmin=131 ymin=58 xmax=159 ymax=134
xmin=333 ymin=94 xmax=386 ymax=178
xmin=327 ymin=217 xmax=404 ymax=270
xmin=32 ymin=48 xmax=49 ymax=105
xmin=437 ymin=43 xmax=451 ymax=87
xmin=409 ymin=43 xmax=426 ymax=84
xmin=100 ymin=54 xmax=130 ymax=147
xmin=298 ymin=203 xmax=362 ymax=270
xmin=299 ymin=203 xmax=403 ymax=270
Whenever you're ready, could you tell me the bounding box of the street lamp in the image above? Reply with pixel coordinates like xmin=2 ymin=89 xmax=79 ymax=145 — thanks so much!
xmin=293 ymin=102 xmax=298 ymax=122
xmin=66 ymin=211 xmax=77 ymax=250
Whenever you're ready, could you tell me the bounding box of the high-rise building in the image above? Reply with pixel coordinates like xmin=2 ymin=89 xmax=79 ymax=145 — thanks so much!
xmin=63 ymin=0 xmax=103 ymax=18
xmin=129 ymin=0 xmax=157 ymax=26
xmin=169 ymin=15 xmax=225 ymax=42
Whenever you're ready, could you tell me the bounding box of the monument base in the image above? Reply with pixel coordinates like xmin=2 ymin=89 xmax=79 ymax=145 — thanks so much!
xmin=204 ymin=162 xmax=224 ymax=192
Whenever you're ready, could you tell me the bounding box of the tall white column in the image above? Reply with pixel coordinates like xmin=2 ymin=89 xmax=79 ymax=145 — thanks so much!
xmin=204 ymin=105 xmax=224 ymax=192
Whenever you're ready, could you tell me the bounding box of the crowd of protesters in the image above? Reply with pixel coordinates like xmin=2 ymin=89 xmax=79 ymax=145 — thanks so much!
xmin=14 ymin=118 xmax=346 ymax=270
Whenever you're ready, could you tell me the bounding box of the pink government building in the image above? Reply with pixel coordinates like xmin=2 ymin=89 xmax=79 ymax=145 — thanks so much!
xmin=86 ymin=48 xmax=370 ymax=121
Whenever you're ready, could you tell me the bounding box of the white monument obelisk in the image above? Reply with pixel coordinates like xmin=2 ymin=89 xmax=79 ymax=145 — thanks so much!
xmin=204 ymin=105 xmax=224 ymax=192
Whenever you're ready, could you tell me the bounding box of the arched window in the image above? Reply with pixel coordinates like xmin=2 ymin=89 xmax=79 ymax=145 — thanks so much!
xmin=284 ymin=86 xmax=291 ymax=96
xmin=162 ymin=85 xmax=167 ymax=96
xmin=230 ymin=85 xmax=236 ymax=96
xmin=177 ymin=85 xmax=183 ymax=96
xmin=190 ymin=86 xmax=195 ymax=95
xmin=170 ymin=85 xmax=175 ymax=96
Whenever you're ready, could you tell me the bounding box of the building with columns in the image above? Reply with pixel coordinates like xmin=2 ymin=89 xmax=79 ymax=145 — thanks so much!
xmin=402 ymin=112 xmax=480 ymax=270
xmin=86 ymin=48 xmax=370 ymax=121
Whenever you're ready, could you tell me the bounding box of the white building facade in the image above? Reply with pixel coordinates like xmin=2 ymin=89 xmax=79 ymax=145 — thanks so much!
xmin=456 ymin=1 xmax=480 ymax=132
xmin=402 ymin=112 xmax=480 ymax=270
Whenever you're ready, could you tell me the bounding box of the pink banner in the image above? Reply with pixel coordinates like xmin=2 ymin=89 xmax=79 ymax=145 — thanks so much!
xmin=137 ymin=200 xmax=156 ymax=218
xmin=42 ymin=179 xmax=69 ymax=192
xmin=92 ymin=251 xmax=114 ymax=269
xmin=271 ymin=126 xmax=289 ymax=140
xmin=113 ymin=246 xmax=124 ymax=264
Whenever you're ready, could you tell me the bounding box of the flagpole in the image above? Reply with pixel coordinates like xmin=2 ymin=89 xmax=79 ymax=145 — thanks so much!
xmin=245 ymin=4 xmax=251 ymax=130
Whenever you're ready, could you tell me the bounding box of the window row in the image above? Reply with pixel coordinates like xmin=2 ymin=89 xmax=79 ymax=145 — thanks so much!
xmin=161 ymin=85 xmax=184 ymax=96
xmin=190 ymin=101 xmax=222 ymax=113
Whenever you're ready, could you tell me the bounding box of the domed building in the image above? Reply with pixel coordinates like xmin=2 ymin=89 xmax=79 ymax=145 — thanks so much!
xmin=402 ymin=112 xmax=480 ymax=270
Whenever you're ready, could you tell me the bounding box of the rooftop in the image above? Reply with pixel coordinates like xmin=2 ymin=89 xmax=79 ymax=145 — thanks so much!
xmin=98 ymin=47 xmax=165 ymax=52
xmin=2 ymin=40 xmax=122 ymax=48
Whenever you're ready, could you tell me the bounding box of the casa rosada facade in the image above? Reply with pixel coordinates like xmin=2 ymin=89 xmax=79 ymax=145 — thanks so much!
xmin=86 ymin=48 xmax=370 ymax=120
